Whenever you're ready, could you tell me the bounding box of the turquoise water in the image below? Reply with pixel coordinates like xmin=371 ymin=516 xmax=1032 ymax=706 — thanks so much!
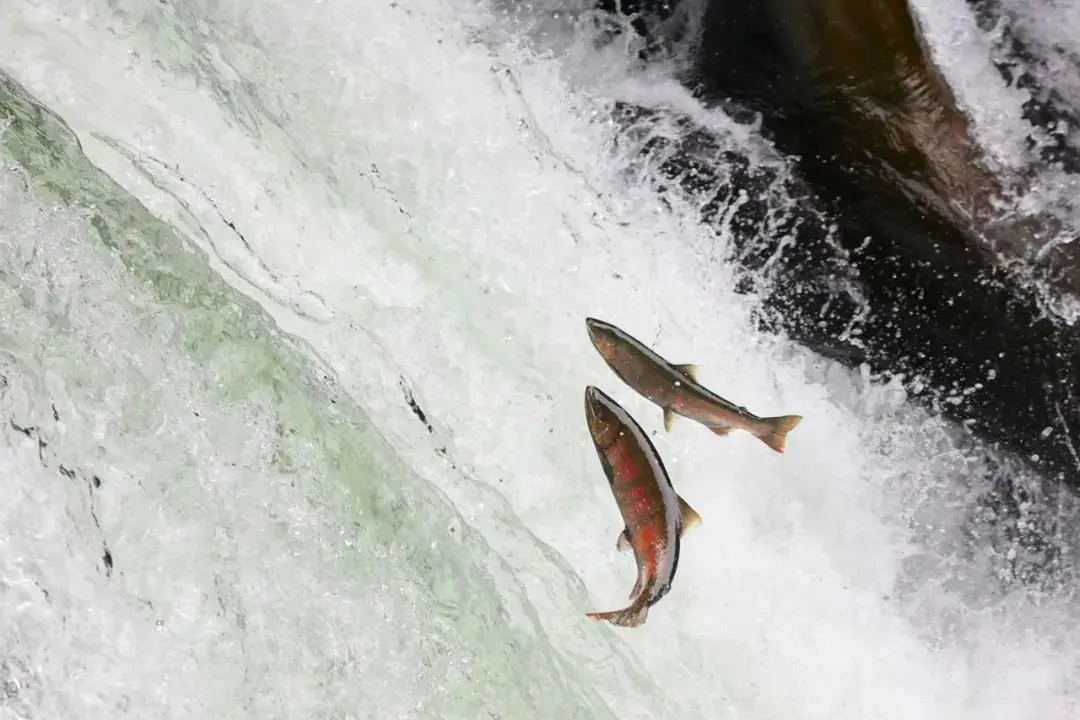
xmin=1 ymin=1 xmax=1079 ymax=718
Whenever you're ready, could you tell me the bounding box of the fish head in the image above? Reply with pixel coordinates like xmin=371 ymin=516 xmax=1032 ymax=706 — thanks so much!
xmin=585 ymin=317 xmax=621 ymax=363
xmin=584 ymin=385 xmax=624 ymax=449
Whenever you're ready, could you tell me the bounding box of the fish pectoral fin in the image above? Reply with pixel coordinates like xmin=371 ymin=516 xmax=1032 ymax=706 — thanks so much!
xmin=678 ymin=495 xmax=703 ymax=534
xmin=673 ymin=363 xmax=699 ymax=382
xmin=616 ymin=527 xmax=632 ymax=552
xmin=663 ymin=408 xmax=675 ymax=432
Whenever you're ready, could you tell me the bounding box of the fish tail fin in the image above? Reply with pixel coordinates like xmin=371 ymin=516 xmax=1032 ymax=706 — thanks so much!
xmin=586 ymin=601 xmax=649 ymax=628
xmin=757 ymin=414 xmax=803 ymax=453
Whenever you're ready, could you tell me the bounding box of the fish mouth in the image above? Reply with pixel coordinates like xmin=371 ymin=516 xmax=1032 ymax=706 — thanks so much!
xmin=584 ymin=317 xmax=601 ymax=339
xmin=584 ymin=385 xmax=617 ymax=423
xmin=584 ymin=385 xmax=621 ymax=447
xmin=584 ymin=385 xmax=605 ymax=416
xmin=585 ymin=317 xmax=617 ymax=350
xmin=585 ymin=317 xmax=611 ymax=336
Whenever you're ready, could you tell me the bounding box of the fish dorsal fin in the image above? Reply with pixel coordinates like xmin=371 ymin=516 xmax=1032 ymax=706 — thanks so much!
xmin=674 ymin=363 xmax=699 ymax=382
xmin=678 ymin=495 xmax=702 ymax=535
xmin=616 ymin=527 xmax=632 ymax=552
xmin=663 ymin=408 xmax=675 ymax=432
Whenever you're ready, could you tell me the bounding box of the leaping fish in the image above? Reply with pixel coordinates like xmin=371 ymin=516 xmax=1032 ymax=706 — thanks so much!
xmin=585 ymin=317 xmax=802 ymax=453
xmin=583 ymin=385 xmax=701 ymax=628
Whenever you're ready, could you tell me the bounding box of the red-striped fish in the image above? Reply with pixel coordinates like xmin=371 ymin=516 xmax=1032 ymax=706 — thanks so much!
xmin=586 ymin=317 xmax=802 ymax=453
xmin=583 ymin=385 xmax=701 ymax=628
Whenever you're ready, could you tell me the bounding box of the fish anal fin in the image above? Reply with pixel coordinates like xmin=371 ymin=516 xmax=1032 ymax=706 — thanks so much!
xmin=673 ymin=363 xmax=699 ymax=382
xmin=710 ymin=425 xmax=735 ymax=437
xmin=678 ymin=495 xmax=703 ymax=534
xmin=757 ymin=414 xmax=803 ymax=453
xmin=616 ymin=527 xmax=632 ymax=552
xmin=663 ymin=408 xmax=675 ymax=432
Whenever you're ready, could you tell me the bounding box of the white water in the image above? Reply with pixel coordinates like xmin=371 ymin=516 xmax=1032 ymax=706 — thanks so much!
xmin=1 ymin=0 xmax=1079 ymax=718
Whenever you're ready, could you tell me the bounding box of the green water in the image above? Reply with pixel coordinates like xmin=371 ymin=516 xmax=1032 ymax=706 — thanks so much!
xmin=0 ymin=68 xmax=628 ymax=720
